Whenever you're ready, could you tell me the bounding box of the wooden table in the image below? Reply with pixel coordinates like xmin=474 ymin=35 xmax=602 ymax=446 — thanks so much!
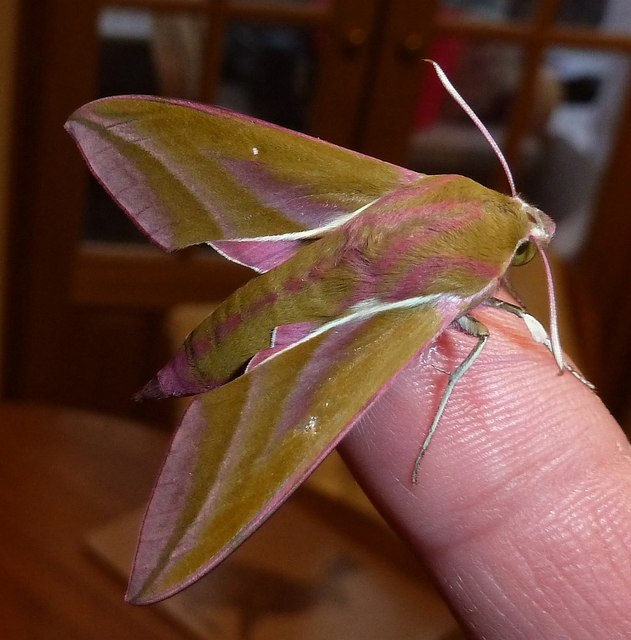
xmin=0 ymin=403 xmax=461 ymax=640
xmin=0 ymin=403 xmax=190 ymax=640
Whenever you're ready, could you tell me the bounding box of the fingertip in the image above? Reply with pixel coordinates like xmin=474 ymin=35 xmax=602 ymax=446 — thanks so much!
xmin=340 ymin=308 xmax=631 ymax=638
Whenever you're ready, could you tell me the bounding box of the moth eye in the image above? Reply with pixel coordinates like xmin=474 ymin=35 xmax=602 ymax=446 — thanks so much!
xmin=511 ymin=240 xmax=537 ymax=266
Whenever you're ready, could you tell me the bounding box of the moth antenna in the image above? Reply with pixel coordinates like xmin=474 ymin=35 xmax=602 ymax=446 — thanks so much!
xmin=536 ymin=242 xmax=564 ymax=372
xmin=424 ymin=59 xmax=517 ymax=198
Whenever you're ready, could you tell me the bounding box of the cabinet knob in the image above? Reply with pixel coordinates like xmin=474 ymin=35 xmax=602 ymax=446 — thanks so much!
xmin=400 ymin=33 xmax=424 ymax=59
xmin=343 ymin=26 xmax=368 ymax=50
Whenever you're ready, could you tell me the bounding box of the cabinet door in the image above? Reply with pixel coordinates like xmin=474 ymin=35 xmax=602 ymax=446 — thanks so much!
xmin=6 ymin=0 xmax=381 ymax=415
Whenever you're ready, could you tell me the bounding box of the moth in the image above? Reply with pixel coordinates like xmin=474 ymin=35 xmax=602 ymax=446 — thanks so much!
xmin=66 ymin=65 xmax=587 ymax=604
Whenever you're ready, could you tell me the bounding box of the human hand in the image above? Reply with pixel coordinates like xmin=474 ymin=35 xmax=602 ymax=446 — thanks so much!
xmin=340 ymin=304 xmax=631 ymax=639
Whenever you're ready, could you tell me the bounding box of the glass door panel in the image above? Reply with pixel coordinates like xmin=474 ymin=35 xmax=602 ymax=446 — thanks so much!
xmin=531 ymin=46 xmax=630 ymax=257
xmin=214 ymin=21 xmax=318 ymax=129
xmin=438 ymin=0 xmax=538 ymax=23
xmin=86 ymin=1 xmax=336 ymax=244
xmin=398 ymin=0 xmax=631 ymax=262
xmin=407 ymin=40 xmax=526 ymax=189
xmin=554 ymin=0 xmax=607 ymax=28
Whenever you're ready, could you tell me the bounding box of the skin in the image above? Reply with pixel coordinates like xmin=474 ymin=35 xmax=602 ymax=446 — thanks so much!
xmin=340 ymin=303 xmax=631 ymax=639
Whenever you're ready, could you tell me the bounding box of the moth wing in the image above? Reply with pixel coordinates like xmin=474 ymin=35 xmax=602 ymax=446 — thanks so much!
xmin=127 ymin=305 xmax=445 ymax=604
xmin=65 ymin=96 xmax=419 ymax=269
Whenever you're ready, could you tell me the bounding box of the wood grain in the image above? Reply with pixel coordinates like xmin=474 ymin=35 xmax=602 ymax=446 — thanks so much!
xmin=0 ymin=403 xmax=463 ymax=640
xmin=0 ymin=403 xmax=193 ymax=640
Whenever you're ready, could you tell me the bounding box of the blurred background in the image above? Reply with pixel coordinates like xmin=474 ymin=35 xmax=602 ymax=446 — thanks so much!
xmin=1 ymin=1 xmax=630 ymax=637
xmin=2 ymin=0 xmax=631 ymax=424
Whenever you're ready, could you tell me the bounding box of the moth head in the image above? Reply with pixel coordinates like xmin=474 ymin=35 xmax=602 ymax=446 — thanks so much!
xmin=510 ymin=199 xmax=555 ymax=267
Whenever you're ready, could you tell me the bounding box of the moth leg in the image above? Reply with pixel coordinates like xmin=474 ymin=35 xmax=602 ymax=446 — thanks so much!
xmin=485 ymin=297 xmax=595 ymax=390
xmin=412 ymin=315 xmax=488 ymax=484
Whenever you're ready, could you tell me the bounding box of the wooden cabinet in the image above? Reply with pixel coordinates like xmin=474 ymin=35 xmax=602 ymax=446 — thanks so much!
xmin=5 ymin=0 xmax=631 ymax=425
